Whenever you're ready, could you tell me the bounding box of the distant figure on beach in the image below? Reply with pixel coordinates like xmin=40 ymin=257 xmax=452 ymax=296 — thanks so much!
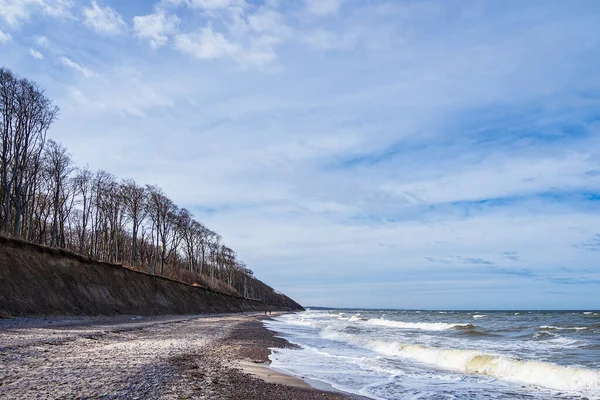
xmin=265 ymin=310 xmax=267 ymax=315
xmin=269 ymin=310 xmax=272 ymax=315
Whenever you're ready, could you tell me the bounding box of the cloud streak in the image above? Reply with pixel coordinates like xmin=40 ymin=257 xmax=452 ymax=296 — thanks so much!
xmin=29 ymin=48 xmax=44 ymax=59
xmin=60 ymin=56 xmax=95 ymax=78
xmin=0 ymin=30 xmax=11 ymax=43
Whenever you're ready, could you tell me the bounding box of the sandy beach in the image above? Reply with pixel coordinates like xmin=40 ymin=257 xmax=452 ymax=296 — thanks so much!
xmin=0 ymin=312 xmax=360 ymax=399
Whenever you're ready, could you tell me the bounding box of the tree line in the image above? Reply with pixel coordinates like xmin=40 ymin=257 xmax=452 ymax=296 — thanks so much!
xmin=0 ymin=67 xmax=299 ymax=309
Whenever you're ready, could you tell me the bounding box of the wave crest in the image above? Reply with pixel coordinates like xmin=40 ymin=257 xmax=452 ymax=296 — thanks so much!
xmin=363 ymin=318 xmax=473 ymax=331
xmin=320 ymin=329 xmax=600 ymax=391
xmin=540 ymin=325 xmax=588 ymax=331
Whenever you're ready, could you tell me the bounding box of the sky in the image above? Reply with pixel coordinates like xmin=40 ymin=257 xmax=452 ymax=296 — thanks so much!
xmin=1 ymin=0 xmax=600 ymax=310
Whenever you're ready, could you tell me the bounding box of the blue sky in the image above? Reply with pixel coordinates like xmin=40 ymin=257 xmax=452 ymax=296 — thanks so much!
xmin=1 ymin=0 xmax=600 ymax=309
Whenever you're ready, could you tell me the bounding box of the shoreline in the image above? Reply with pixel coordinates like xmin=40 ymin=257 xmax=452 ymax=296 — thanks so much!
xmin=0 ymin=312 xmax=365 ymax=399
xmin=243 ymin=317 xmax=371 ymax=398
xmin=195 ymin=313 xmax=369 ymax=399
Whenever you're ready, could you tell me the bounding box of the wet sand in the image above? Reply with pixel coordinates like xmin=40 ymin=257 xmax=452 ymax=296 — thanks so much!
xmin=0 ymin=313 xmax=363 ymax=399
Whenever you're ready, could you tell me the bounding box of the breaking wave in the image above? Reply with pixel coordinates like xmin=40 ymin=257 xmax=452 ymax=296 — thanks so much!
xmin=348 ymin=315 xmax=366 ymax=322
xmin=363 ymin=318 xmax=473 ymax=331
xmin=397 ymin=345 xmax=600 ymax=391
xmin=540 ymin=325 xmax=588 ymax=331
xmin=320 ymin=329 xmax=600 ymax=391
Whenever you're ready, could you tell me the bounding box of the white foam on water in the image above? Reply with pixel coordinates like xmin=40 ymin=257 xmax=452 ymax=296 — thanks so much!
xmin=303 ymin=345 xmax=361 ymax=361
xmin=364 ymin=318 xmax=472 ymax=331
xmin=319 ymin=329 xmax=600 ymax=392
xmin=545 ymin=336 xmax=580 ymax=347
xmin=279 ymin=312 xmax=340 ymax=328
xmin=285 ymin=318 xmax=315 ymax=327
xmin=396 ymin=345 xmax=600 ymax=392
xmin=473 ymin=314 xmax=487 ymax=319
xmin=540 ymin=325 xmax=588 ymax=331
xmin=349 ymin=315 xmax=367 ymax=322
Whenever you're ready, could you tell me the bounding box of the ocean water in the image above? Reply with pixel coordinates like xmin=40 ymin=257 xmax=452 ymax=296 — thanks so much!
xmin=264 ymin=310 xmax=600 ymax=399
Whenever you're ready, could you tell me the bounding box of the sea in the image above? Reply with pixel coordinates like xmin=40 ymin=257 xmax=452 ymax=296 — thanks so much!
xmin=264 ymin=309 xmax=600 ymax=400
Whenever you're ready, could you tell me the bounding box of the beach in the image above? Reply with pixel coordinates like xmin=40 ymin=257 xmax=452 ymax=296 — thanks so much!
xmin=0 ymin=313 xmax=358 ymax=399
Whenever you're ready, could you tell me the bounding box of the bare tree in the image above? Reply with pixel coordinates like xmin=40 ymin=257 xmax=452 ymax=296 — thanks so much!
xmin=73 ymin=166 xmax=93 ymax=253
xmin=145 ymin=185 xmax=179 ymax=274
xmin=42 ymin=140 xmax=73 ymax=247
xmin=90 ymin=170 xmax=115 ymax=259
xmin=122 ymin=179 xmax=146 ymax=266
xmin=0 ymin=68 xmax=58 ymax=236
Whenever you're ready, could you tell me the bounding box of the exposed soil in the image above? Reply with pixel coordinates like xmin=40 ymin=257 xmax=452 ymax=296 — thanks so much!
xmin=0 ymin=236 xmax=296 ymax=317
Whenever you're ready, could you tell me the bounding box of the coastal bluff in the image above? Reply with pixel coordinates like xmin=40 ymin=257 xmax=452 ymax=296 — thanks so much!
xmin=0 ymin=236 xmax=302 ymax=317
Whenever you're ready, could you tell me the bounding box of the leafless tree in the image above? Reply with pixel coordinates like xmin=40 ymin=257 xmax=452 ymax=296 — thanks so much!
xmin=42 ymin=139 xmax=73 ymax=247
xmin=73 ymin=166 xmax=93 ymax=253
xmin=146 ymin=185 xmax=180 ymax=274
xmin=0 ymin=68 xmax=58 ymax=236
xmin=122 ymin=179 xmax=146 ymax=267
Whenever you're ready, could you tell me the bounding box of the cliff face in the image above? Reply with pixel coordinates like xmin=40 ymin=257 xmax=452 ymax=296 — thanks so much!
xmin=0 ymin=237 xmax=303 ymax=317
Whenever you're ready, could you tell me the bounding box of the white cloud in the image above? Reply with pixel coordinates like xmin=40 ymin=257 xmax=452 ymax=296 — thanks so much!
xmin=174 ymin=24 xmax=280 ymax=67
xmin=162 ymin=0 xmax=245 ymax=10
xmin=0 ymin=0 xmax=73 ymax=26
xmin=0 ymin=30 xmax=11 ymax=44
xmin=41 ymin=0 xmax=73 ymax=19
xmin=247 ymin=8 xmax=291 ymax=37
xmin=29 ymin=48 xmax=44 ymax=59
xmin=241 ymin=35 xmax=279 ymax=66
xmin=301 ymin=28 xmax=356 ymax=51
xmin=305 ymin=0 xmax=343 ymax=16
xmin=83 ymin=0 xmax=126 ymax=36
xmin=171 ymin=5 xmax=289 ymax=67
xmin=133 ymin=11 xmax=179 ymax=48
xmin=60 ymin=56 xmax=95 ymax=78
xmin=382 ymin=153 xmax=600 ymax=206
xmin=175 ymin=25 xmax=238 ymax=60
xmin=0 ymin=0 xmax=35 ymax=25
xmin=64 ymin=68 xmax=173 ymax=117
xmin=35 ymin=36 xmax=49 ymax=47
xmin=188 ymin=0 xmax=244 ymax=9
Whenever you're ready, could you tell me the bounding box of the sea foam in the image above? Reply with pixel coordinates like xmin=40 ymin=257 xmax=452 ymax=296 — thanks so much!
xmin=540 ymin=325 xmax=588 ymax=331
xmin=320 ymin=329 xmax=600 ymax=392
xmin=363 ymin=318 xmax=472 ymax=331
xmin=397 ymin=345 xmax=600 ymax=391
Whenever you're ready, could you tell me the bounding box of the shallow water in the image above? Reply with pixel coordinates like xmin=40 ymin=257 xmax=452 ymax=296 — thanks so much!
xmin=265 ymin=309 xmax=600 ymax=399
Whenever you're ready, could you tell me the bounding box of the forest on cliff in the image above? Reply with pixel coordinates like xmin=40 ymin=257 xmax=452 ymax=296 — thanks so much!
xmin=0 ymin=66 xmax=298 ymax=309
